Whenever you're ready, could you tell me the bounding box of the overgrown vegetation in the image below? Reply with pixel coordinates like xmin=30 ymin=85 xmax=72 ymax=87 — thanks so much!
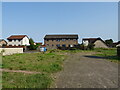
xmin=105 ymin=39 xmax=113 ymax=47
xmin=0 ymin=49 xmax=5 ymax=55
xmin=94 ymin=48 xmax=120 ymax=62
xmin=2 ymin=72 xmax=52 ymax=88
xmin=2 ymin=52 xmax=66 ymax=88
xmin=57 ymin=43 xmax=95 ymax=50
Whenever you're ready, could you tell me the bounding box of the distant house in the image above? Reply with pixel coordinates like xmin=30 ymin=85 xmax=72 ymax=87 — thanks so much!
xmin=7 ymin=35 xmax=30 ymax=46
xmin=82 ymin=38 xmax=108 ymax=48
xmin=116 ymin=41 xmax=120 ymax=47
xmin=44 ymin=34 xmax=79 ymax=49
xmin=112 ymin=42 xmax=118 ymax=47
xmin=0 ymin=39 xmax=7 ymax=47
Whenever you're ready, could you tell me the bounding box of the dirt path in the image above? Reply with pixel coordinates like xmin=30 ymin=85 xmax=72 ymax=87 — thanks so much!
xmin=53 ymin=52 xmax=118 ymax=88
xmin=0 ymin=69 xmax=41 ymax=74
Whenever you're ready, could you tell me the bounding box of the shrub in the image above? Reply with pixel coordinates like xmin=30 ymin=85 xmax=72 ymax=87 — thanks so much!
xmin=29 ymin=38 xmax=40 ymax=50
xmin=87 ymin=43 xmax=95 ymax=50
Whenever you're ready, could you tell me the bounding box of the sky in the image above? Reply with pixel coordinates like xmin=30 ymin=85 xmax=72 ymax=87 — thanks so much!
xmin=2 ymin=2 xmax=118 ymax=43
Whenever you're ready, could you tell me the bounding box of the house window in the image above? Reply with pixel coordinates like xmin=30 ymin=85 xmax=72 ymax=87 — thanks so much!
xmin=56 ymin=39 xmax=60 ymax=42
xmin=56 ymin=44 xmax=60 ymax=47
xmin=73 ymin=39 xmax=77 ymax=41
xmin=74 ymin=44 xmax=76 ymax=47
xmin=62 ymin=44 xmax=66 ymax=47
xmin=62 ymin=39 xmax=66 ymax=41
xmin=52 ymin=44 xmax=54 ymax=46
xmin=46 ymin=39 xmax=49 ymax=41
xmin=68 ymin=44 xmax=70 ymax=47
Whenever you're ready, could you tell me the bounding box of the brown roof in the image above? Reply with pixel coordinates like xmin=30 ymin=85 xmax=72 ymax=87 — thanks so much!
xmin=44 ymin=34 xmax=78 ymax=39
xmin=7 ymin=35 xmax=28 ymax=40
xmin=83 ymin=38 xmax=104 ymax=44
xmin=35 ymin=42 xmax=42 ymax=45
xmin=41 ymin=45 xmax=46 ymax=47
xmin=0 ymin=39 xmax=7 ymax=42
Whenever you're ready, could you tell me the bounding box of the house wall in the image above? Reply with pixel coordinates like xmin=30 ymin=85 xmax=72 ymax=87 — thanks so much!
xmin=0 ymin=48 xmax=23 ymax=55
xmin=117 ymin=44 xmax=120 ymax=47
xmin=21 ymin=36 xmax=30 ymax=46
xmin=7 ymin=36 xmax=30 ymax=46
xmin=94 ymin=40 xmax=108 ymax=48
xmin=7 ymin=40 xmax=22 ymax=46
xmin=44 ymin=39 xmax=78 ymax=49
xmin=82 ymin=40 xmax=89 ymax=46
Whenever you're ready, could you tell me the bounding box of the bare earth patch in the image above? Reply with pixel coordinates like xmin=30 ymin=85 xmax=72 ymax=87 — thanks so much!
xmin=52 ymin=52 xmax=118 ymax=88
xmin=0 ymin=68 xmax=41 ymax=74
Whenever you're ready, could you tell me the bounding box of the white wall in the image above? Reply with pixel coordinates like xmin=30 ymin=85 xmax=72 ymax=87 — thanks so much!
xmin=7 ymin=36 xmax=30 ymax=46
xmin=7 ymin=40 xmax=22 ymax=46
xmin=21 ymin=36 xmax=30 ymax=46
xmin=83 ymin=40 xmax=89 ymax=46
xmin=0 ymin=48 xmax=23 ymax=55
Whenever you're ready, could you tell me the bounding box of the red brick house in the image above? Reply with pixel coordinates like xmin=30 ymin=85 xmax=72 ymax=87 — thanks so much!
xmin=44 ymin=34 xmax=79 ymax=49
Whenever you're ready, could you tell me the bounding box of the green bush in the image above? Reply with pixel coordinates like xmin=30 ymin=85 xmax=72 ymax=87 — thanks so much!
xmin=29 ymin=38 xmax=40 ymax=50
xmin=87 ymin=43 xmax=95 ymax=50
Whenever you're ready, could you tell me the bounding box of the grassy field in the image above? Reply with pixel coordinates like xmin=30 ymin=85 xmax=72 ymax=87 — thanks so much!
xmin=2 ymin=51 xmax=66 ymax=88
xmin=2 ymin=48 xmax=119 ymax=88
xmin=2 ymin=52 xmax=65 ymax=73
xmin=93 ymin=48 xmax=120 ymax=62
xmin=2 ymin=72 xmax=52 ymax=88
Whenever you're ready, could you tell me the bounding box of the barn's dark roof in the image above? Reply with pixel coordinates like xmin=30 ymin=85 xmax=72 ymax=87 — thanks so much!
xmin=44 ymin=34 xmax=78 ymax=39
xmin=7 ymin=35 xmax=28 ymax=40
xmin=83 ymin=38 xmax=104 ymax=44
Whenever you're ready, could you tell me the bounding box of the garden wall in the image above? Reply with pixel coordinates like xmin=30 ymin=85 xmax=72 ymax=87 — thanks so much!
xmin=0 ymin=48 xmax=23 ymax=55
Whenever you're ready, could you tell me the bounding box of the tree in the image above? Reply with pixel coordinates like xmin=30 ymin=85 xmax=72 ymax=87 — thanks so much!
xmin=87 ymin=43 xmax=95 ymax=50
xmin=29 ymin=38 xmax=39 ymax=50
xmin=105 ymin=39 xmax=113 ymax=47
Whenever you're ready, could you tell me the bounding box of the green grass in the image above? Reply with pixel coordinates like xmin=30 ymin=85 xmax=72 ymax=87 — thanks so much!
xmin=2 ymin=52 xmax=65 ymax=73
xmin=2 ymin=52 xmax=66 ymax=88
xmin=2 ymin=48 xmax=119 ymax=88
xmin=93 ymin=48 xmax=120 ymax=62
xmin=2 ymin=72 xmax=52 ymax=88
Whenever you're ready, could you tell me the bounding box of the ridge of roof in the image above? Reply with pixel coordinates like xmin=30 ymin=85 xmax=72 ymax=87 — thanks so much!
xmin=44 ymin=34 xmax=78 ymax=39
xmin=7 ymin=35 xmax=28 ymax=40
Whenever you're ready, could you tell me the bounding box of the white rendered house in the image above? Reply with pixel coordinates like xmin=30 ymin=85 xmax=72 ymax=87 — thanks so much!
xmin=7 ymin=35 xmax=30 ymax=46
